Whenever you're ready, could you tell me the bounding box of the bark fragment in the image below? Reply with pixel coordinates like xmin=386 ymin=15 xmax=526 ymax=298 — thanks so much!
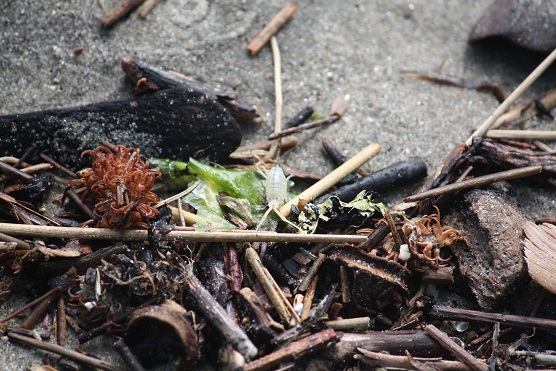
xmin=445 ymin=188 xmax=527 ymax=310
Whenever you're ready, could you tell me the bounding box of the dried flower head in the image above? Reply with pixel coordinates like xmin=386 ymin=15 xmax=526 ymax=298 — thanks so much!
xmin=69 ymin=145 xmax=161 ymax=229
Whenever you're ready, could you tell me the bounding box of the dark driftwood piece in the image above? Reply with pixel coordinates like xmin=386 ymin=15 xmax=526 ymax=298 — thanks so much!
xmin=429 ymin=306 xmax=556 ymax=332
xmin=325 ymin=330 xmax=444 ymax=363
xmin=0 ymin=88 xmax=241 ymax=169
xmin=184 ymin=266 xmax=258 ymax=360
xmin=121 ymin=56 xmax=260 ymax=124
xmin=316 ymin=157 xmax=427 ymax=203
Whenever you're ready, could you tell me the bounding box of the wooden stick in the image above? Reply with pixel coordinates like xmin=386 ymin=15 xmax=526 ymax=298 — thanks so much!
xmin=356 ymin=348 xmax=472 ymax=371
xmin=430 ymin=306 xmax=556 ymax=332
xmin=56 ymin=296 xmax=66 ymax=347
xmin=243 ymin=328 xmax=337 ymax=371
xmin=8 ymin=333 xmax=125 ymax=371
xmin=301 ymin=275 xmax=317 ymax=321
xmin=423 ymin=324 xmax=488 ymax=371
xmin=279 ymin=143 xmax=380 ymax=217
xmin=247 ymin=3 xmax=298 ymax=55
xmin=265 ymin=36 xmax=283 ymax=161
xmin=533 ymin=140 xmax=555 ymax=153
xmin=101 ymin=0 xmax=145 ymax=28
xmin=267 ymin=115 xmax=340 ymax=141
xmin=0 ymin=223 xmax=367 ymax=244
xmin=404 ymin=165 xmax=543 ymax=202
xmin=485 ymin=130 xmax=556 ymax=141
xmin=466 ymin=47 xmax=556 ymax=145
xmin=0 ymin=161 xmax=34 ymax=182
xmin=0 ymin=163 xmax=52 ymax=182
xmin=1 ymin=286 xmax=62 ymax=323
xmin=137 ymin=0 xmax=158 ymax=18
xmin=184 ymin=266 xmax=258 ymax=359
xmin=114 ymin=338 xmax=147 ymax=371
xmin=325 ymin=317 xmax=372 ymax=331
xmin=246 ymin=247 xmax=293 ymax=326
xmin=297 ymin=253 xmax=325 ymax=293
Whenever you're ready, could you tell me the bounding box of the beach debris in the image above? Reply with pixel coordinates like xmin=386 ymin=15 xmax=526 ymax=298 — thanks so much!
xmin=246 ymin=2 xmax=298 ymax=55
xmin=523 ymin=221 xmax=556 ymax=295
xmin=445 ymin=188 xmax=527 ymax=310
xmin=0 ymin=88 xmax=242 ymax=169
xmin=121 ymin=56 xmax=261 ymax=124
xmin=469 ymin=0 xmax=556 ymax=53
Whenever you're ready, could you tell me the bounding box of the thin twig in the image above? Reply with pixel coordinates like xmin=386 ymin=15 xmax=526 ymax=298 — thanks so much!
xmin=0 ymin=161 xmax=34 ymax=182
xmin=325 ymin=317 xmax=372 ymax=331
xmin=268 ymin=115 xmax=340 ymax=141
xmin=430 ymin=305 xmax=556 ymax=332
xmin=243 ymin=328 xmax=337 ymax=371
xmin=279 ymin=143 xmax=381 ymax=217
xmin=246 ymin=247 xmax=295 ymax=326
xmin=466 ymin=47 xmax=556 ymax=145
xmin=301 ymin=275 xmax=317 ymax=321
xmin=154 ymin=181 xmax=200 ymax=208
xmin=424 ymin=324 xmax=488 ymax=371
xmin=0 ymin=223 xmax=367 ymax=244
xmin=297 ymin=253 xmax=325 ymax=293
xmin=114 ymin=338 xmax=146 ymax=371
xmin=56 ymin=296 xmax=66 ymax=346
xmin=40 ymin=153 xmax=77 ymax=178
xmin=8 ymin=333 xmax=125 ymax=371
xmin=101 ymin=0 xmax=145 ymax=28
xmin=1 ymin=286 xmax=63 ymax=323
xmin=264 ymin=36 xmax=283 ymax=161
xmin=0 ymin=163 xmax=52 ymax=182
xmin=356 ymin=348 xmax=472 ymax=371
xmin=485 ymin=130 xmax=556 ymax=141
xmin=246 ymin=2 xmax=298 ymax=55
xmin=404 ymin=165 xmax=543 ymax=202
xmin=137 ymin=0 xmax=158 ymax=18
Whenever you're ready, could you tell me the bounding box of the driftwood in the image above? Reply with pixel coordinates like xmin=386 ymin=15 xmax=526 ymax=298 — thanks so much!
xmin=325 ymin=330 xmax=445 ymax=364
xmin=121 ymin=56 xmax=261 ymax=124
xmin=0 ymin=88 xmax=241 ymax=169
xmin=316 ymin=157 xmax=427 ymax=203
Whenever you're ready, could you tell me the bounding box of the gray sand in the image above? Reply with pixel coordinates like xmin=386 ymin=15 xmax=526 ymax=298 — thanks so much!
xmin=1 ymin=0 xmax=555 ymax=369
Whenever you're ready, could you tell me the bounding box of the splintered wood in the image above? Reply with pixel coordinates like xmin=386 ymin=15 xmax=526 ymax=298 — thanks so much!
xmin=523 ymin=222 xmax=556 ymax=295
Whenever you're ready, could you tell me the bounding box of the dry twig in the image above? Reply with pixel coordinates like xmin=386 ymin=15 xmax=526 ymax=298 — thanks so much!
xmin=247 ymin=3 xmax=298 ymax=55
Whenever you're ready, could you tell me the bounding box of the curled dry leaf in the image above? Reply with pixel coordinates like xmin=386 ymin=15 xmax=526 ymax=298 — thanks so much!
xmin=470 ymin=0 xmax=556 ymax=53
xmin=523 ymin=221 xmax=556 ymax=295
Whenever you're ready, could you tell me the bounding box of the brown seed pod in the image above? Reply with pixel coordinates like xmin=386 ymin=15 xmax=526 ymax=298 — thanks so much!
xmin=125 ymin=302 xmax=198 ymax=369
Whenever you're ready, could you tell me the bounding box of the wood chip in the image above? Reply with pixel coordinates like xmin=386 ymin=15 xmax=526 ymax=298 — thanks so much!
xmin=523 ymin=222 xmax=556 ymax=295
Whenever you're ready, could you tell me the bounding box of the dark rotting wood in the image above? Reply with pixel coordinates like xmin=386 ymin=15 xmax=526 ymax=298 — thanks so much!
xmin=285 ymin=106 xmax=314 ymax=128
xmin=0 ymin=88 xmax=241 ymax=169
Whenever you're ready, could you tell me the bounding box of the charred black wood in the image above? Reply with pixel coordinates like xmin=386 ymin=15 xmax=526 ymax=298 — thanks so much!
xmin=122 ymin=56 xmax=261 ymax=124
xmin=321 ymin=139 xmax=359 ymax=185
xmin=316 ymin=157 xmax=427 ymax=204
xmin=0 ymin=88 xmax=241 ymax=169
